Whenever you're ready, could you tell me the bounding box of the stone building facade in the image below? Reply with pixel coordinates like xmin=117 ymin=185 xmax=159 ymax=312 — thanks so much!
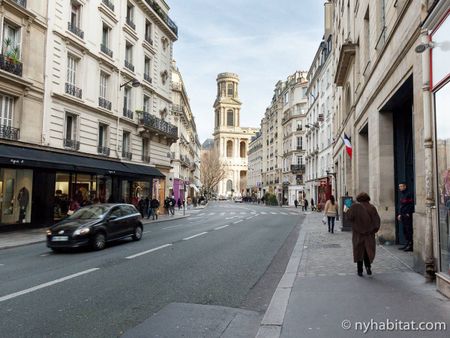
xmin=330 ymin=0 xmax=441 ymax=282
xmin=247 ymin=131 xmax=263 ymax=198
xmin=213 ymin=73 xmax=257 ymax=198
xmin=170 ymin=60 xmax=201 ymax=202
xmin=0 ymin=0 xmax=47 ymax=228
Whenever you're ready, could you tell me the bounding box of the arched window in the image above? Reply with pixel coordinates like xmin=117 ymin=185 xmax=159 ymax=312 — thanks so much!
xmin=227 ymin=83 xmax=234 ymax=97
xmin=216 ymin=111 xmax=220 ymax=127
xmin=227 ymin=140 xmax=233 ymax=157
xmin=226 ymin=179 xmax=233 ymax=192
xmin=240 ymin=141 xmax=246 ymax=158
xmin=227 ymin=109 xmax=234 ymax=126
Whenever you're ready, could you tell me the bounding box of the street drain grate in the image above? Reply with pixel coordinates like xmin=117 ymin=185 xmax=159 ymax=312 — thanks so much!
xmin=307 ymin=243 xmax=342 ymax=249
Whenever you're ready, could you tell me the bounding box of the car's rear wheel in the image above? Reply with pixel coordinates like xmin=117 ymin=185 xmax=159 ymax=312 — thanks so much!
xmin=132 ymin=225 xmax=143 ymax=241
xmin=93 ymin=233 xmax=106 ymax=250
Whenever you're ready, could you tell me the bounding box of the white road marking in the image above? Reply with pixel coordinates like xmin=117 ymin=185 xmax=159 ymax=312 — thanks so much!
xmin=261 ymin=212 xmax=267 ymax=215
xmin=233 ymin=220 xmax=243 ymax=224
xmin=40 ymin=254 xmax=50 ymax=257
xmin=214 ymin=225 xmax=230 ymax=230
xmin=290 ymin=213 xmax=297 ymax=215
xmin=246 ymin=217 xmax=253 ymax=220
xmin=271 ymin=212 xmax=277 ymax=215
xmin=230 ymin=212 xmax=236 ymax=215
xmin=280 ymin=212 xmax=288 ymax=215
xmin=126 ymin=244 xmax=172 ymax=259
xmin=208 ymin=213 xmax=216 ymax=216
xmin=198 ymin=213 xmax=205 ymax=216
xmin=182 ymin=232 xmax=208 ymax=241
xmin=240 ymin=212 xmax=246 ymax=214
xmin=143 ymin=230 xmax=152 ymax=234
xmin=0 ymin=264 xmax=4 ymax=266
xmin=0 ymin=268 xmax=99 ymax=303
xmin=220 ymin=212 xmax=225 ymax=216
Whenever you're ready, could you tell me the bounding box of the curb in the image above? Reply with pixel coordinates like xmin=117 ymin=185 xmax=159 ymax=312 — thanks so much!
xmin=255 ymin=217 xmax=308 ymax=338
xmin=0 ymin=239 xmax=46 ymax=251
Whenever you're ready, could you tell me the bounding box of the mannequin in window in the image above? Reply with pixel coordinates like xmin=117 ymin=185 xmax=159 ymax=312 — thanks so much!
xmin=17 ymin=187 xmax=29 ymax=223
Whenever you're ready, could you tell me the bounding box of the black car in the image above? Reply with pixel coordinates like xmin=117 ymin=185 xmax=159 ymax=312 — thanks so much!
xmin=46 ymin=204 xmax=143 ymax=251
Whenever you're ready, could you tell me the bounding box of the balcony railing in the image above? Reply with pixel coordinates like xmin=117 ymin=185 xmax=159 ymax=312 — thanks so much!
xmin=12 ymin=0 xmax=27 ymax=8
xmin=101 ymin=0 xmax=114 ymax=11
xmin=0 ymin=125 xmax=19 ymax=140
xmin=97 ymin=146 xmax=110 ymax=156
xmin=145 ymin=36 xmax=153 ymax=45
xmin=126 ymin=17 xmax=136 ymax=30
xmin=144 ymin=0 xmax=178 ymax=37
xmin=138 ymin=111 xmax=178 ymax=139
xmin=124 ymin=59 xmax=134 ymax=72
xmin=0 ymin=54 xmax=22 ymax=77
xmin=122 ymin=151 xmax=132 ymax=160
xmin=67 ymin=22 xmax=84 ymax=39
xmin=291 ymin=164 xmax=305 ymax=173
xmin=123 ymin=107 xmax=134 ymax=119
xmin=100 ymin=44 xmax=113 ymax=58
xmin=64 ymin=139 xmax=80 ymax=150
xmin=142 ymin=155 xmax=151 ymax=163
xmin=296 ymin=146 xmax=303 ymax=151
xmin=144 ymin=73 xmax=152 ymax=83
xmin=65 ymin=83 xmax=82 ymax=99
xmin=99 ymin=97 xmax=112 ymax=110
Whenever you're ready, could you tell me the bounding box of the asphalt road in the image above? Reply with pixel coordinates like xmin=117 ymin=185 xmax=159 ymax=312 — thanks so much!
xmin=0 ymin=202 xmax=304 ymax=338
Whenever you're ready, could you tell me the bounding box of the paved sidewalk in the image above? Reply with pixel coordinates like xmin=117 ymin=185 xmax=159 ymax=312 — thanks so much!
xmin=257 ymin=212 xmax=450 ymax=337
xmin=0 ymin=205 xmax=205 ymax=250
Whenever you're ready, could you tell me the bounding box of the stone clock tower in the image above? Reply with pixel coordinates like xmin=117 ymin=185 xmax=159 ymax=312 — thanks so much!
xmin=213 ymin=73 xmax=258 ymax=197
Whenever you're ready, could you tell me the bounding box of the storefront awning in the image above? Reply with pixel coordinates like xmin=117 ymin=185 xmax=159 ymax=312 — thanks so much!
xmin=0 ymin=144 xmax=165 ymax=178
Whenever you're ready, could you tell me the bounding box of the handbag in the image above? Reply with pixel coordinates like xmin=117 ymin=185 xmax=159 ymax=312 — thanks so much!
xmin=322 ymin=216 xmax=327 ymax=225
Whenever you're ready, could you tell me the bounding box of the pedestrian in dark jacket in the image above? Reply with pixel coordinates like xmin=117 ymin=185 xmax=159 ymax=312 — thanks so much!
xmin=294 ymin=199 xmax=298 ymax=208
xmin=304 ymin=198 xmax=308 ymax=211
xmin=397 ymin=182 xmax=414 ymax=251
xmin=346 ymin=192 xmax=381 ymax=276
xmin=137 ymin=197 xmax=146 ymax=217
xmin=310 ymin=198 xmax=315 ymax=211
xmin=164 ymin=197 xmax=170 ymax=215
xmin=177 ymin=198 xmax=182 ymax=210
xmin=149 ymin=197 xmax=160 ymax=220
xmin=169 ymin=196 xmax=176 ymax=215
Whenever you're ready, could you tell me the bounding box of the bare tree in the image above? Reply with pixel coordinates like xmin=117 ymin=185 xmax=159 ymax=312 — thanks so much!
xmin=200 ymin=150 xmax=227 ymax=198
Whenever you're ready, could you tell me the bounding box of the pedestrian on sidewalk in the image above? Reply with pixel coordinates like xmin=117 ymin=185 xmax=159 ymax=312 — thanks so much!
xmin=177 ymin=198 xmax=182 ymax=210
xmin=397 ymin=182 xmax=414 ymax=252
xmin=169 ymin=196 xmax=176 ymax=215
xmin=149 ymin=197 xmax=160 ymax=220
xmin=346 ymin=192 xmax=381 ymax=277
xmin=294 ymin=199 xmax=298 ymax=208
xmin=310 ymin=198 xmax=315 ymax=211
xmin=304 ymin=198 xmax=308 ymax=211
xmin=323 ymin=195 xmax=338 ymax=233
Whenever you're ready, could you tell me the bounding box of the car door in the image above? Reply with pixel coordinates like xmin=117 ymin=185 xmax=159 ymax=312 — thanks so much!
xmin=120 ymin=205 xmax=139 ymax=235
xmin=106 ymin=206 xmax=125 ymax=239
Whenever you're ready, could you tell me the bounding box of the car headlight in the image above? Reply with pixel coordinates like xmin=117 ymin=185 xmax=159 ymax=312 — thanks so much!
xmin=46 ymin=229 xmax=52 ymax=236
xmin=73 ymin=227 xmax=90 ymax=236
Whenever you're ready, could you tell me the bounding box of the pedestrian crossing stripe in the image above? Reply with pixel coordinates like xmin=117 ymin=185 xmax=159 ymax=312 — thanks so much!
xmin=261 ymin=212 xmax=267 ymax=214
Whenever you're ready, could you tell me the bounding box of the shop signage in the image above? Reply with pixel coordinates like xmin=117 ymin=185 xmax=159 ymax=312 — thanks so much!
xmin=10 ymin=159 xmax=24 ymax=165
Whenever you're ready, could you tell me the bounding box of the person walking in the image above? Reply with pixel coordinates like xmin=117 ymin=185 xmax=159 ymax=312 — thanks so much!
xmin=310 ymin=198 xmax=315 ymax=211
xmin=323 ymin=195 xmax=338 ymax=233
xmin=294 ymin=199 xmax=298 ymax=208
xmin=304 ymin=198 xmax=309 ymax=211
xmin=137 ymin=197 xmax=146 ymax=217
xmin=177 ymin=198 xmax=182 ymax=210
xmin=149 ymin=197 xmax=160 ymax=220
xmin=397 ymin=182 xmax=414 ymax=251
xmin=169 ymin=195 xmax=176 ymax=215
xmin=346 ymin=192 xmax=381 ymax=277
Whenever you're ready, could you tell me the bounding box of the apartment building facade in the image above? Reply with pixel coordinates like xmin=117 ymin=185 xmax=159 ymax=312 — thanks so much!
xmin=0 ymin=0 xmax=47 ymax=228
xmin=281 ymin=71 xmax=308 ymax=206
xmin=170 ymin=60 xmax=201 ymax=203
xmin=247 ymin=131 xmax=263 ymax=198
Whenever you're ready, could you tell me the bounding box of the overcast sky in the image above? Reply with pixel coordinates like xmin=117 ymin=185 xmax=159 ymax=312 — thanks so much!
xmin=170 ymin=0 xmax=324 ymax=143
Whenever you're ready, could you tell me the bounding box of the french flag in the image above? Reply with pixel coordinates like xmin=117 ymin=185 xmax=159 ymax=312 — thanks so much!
xmin=343 ymin=133 xmax=352 ymax=159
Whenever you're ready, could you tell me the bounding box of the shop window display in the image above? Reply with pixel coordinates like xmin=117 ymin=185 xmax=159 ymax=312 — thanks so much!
xmin=0 ymin=169 xmax=33 ymax=224
xmin=435 ymin=82 xmax=450 ymax=276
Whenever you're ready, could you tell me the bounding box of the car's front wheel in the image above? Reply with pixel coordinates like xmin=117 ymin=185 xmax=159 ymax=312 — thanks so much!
xmin=132 ymin=225 xmax=143 ymax=241
xmin=93 ymin=233 xmax=106 ymax=250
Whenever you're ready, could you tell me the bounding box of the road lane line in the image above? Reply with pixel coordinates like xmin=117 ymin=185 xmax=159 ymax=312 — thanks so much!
xmin=126 ymin=244 xmax=172 ymax=259
xmin=143 ymin=230 xmax=152 ymax=234
xmin=214 ymin=225 xmax=230 ymax=230
xmin=220 ymin=212 xmax=225 ymax=216
xmin=182 ymin=232 xmax=208 ymax=241
xmin=271 ymin=212 xmax=277 ymax=215
xmin=40 ymin=254 xmax=50 ymax=257
xmin=233 ymin=220 xmax=243 ymax=224
xmin=280 ymin=212 xmax=288 ymax=215
xmin=208 ymin=213 xmax=215 ymax=216
xmin=0 ymin=268 xmax=99 ymax=303
xmin=240 ymin=212 xmax=246 ymax=214
xmin=261 ymin=212 xmax=267 ymax=215
xmin=246 ymin=217 xmax=253 ymax=220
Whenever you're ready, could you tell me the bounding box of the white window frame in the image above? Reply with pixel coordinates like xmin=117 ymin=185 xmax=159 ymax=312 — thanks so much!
xmin=98 ymin=123 xmax=108 ymax=147
xmin=67 ymin=54 xmax=78 ymax=85
xmin=0 ymin=94 xmax=14 ymax=127
xmin=65 ymin=113 xmax=78 ymax=141
xmin=144 ymin=56 xmax=151 ymax=76
xmin=122 ymin=131 xmax=130 ymax=152
xmin=125 ymin=42 xmax=133 ymax=63
xmin=71 ymin=1 xmax=82 ymax=28
xmin=99 ymin=72 xmax=108 ymax=99
xmin=143 ymin=94 xmax=150 ymax=113
xmin=102 ymin=23 xmax=110 ymax=48
xmin=2 ymin=22 xmax=21 ymax=60
xmin=124 ymin=87 xmax=131 ymax=110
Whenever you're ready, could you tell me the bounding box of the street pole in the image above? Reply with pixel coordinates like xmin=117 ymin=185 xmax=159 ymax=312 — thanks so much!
xmin=183 ymin=182 xmax=186 ymax=216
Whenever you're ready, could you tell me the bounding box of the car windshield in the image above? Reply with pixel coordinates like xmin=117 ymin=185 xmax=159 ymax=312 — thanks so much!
xmin=67 ymin=205 xmax=110 ymax=220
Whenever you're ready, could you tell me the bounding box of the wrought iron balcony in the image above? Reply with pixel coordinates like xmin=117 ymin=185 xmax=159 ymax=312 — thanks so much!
xmin=142 ymin=155 xmax=151 ymax=163
xmin=64 ymin=139 xmax=80 ymax=150
xmin=291 ymin=164 xmax=305 ymax=173
xmin=99 ymin=97 xmax=112 ymax=110
xmin=67 ymin=22 xmax=84 ymax=39
xmin=0 ymin=54 xmax=22 ymax=76
xmin=100 ymin=44 xmax=113 ymax=58
xmin=65 ymin=83 xmax=82 ymax=99
xmin=144 ymin=0 xmax=178 ymax=37
xmin=126 ymin=17 xmax=136 ymax=30
xmin=138 ymin=111 xmax=178 ymax=140
xmin=296 ymin=146 xmax=303 ymax=151
xmin=123 ymin=107 xmax=134 ymax=119
xmin=97 ymin=146 xmax=110 ymax=156
xmin=122 ymin=151 xmax=133 ymax=160
xmin=101 ymin=0 xmax=114 ymax=11
xmin=124 ymin=59 xmax=134 ymax=72
xmin=144 ymin=73 xmax=152 ymax=83
xmin=0 ymin=125 xmax=19 ymax=140
xmin=12 ymin=0 xmax=27 ymax=7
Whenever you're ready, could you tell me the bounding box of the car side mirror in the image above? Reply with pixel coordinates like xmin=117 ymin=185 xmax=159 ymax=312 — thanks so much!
xmin=108 ymin=215 xmax=118 ymax=221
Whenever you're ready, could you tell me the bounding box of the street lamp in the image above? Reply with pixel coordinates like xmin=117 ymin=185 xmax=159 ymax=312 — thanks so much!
xmin=120 ymin=78 xmax=141 ymax=88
